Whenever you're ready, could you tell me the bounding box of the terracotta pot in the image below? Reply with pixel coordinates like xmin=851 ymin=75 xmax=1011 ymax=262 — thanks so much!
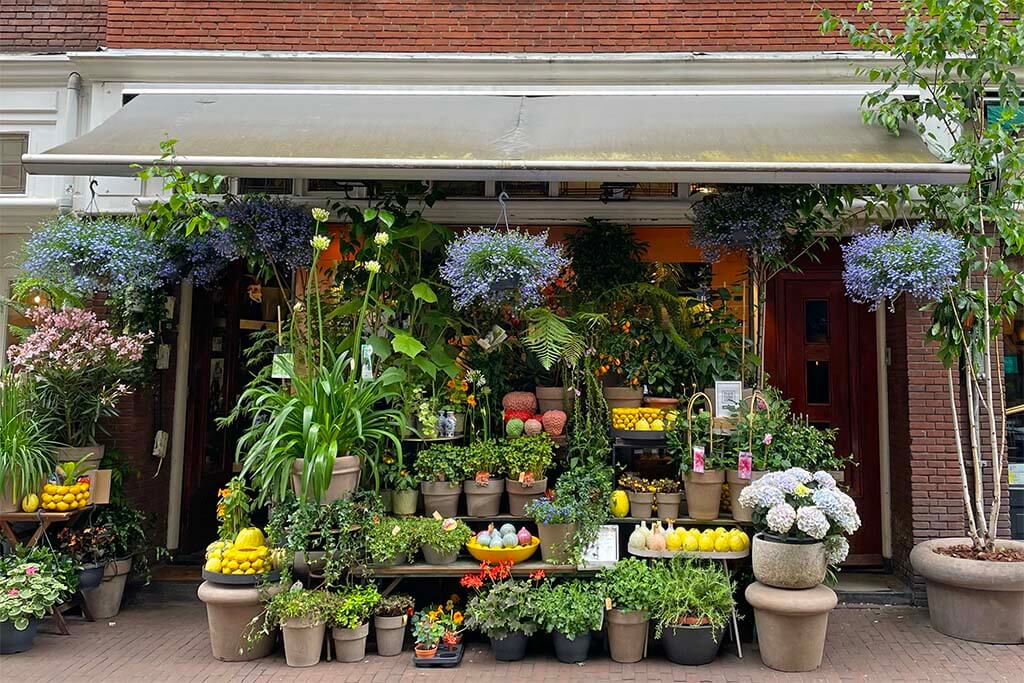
xmin=726 ymin=470 xmax=765 ymax=523
xmin=745 ymin=582 xmax=837 ymax=672
xmin=644 ymin=397 xmax=679 ymax=410
xmin=290 ymin=455 xmax=360 ymax=503
xmin=602 ymin=386 xmax=643 ymax=410
xmin=198 ymin=580 xmax=282 ymax=661
xmin=421 ymin=543 xmax=458 ymax=565
xmin=374 ymin=614 xmax=407 ymax=656
xmin=491 ymin=631 xmax=528 ymax=661
xmin=655 ymin=492 xmax=681 ymax=520
xmin=0 ymin=617 xmax=38 ymax=654
xmin=536 ymin=386 xmax=573 ymax=413
xmin=331 ymin=622 xmax=369 ymax=662
xmin=537 ymin=522 xmax=577 ymax=564
xmin=505 ymin=477 xmax=548 ymax=516
xmin=414 ymin=644 xmax=437 ymax=658
xmin=56 ymin=445 xmax=104 ymax=473
xmin=281 ymin=617 xmax=326 ymax=667
xmin=463 ymin=477 xmax=505 ymax=517
xmin=752 ymin=533 xmax=826 ymax=589
xmin=82 ymin=557 xmax=132 ymax=619
xmin=683 ymin=470 xmax=725 ymax=521
xmin=420 ymin=481 xmax=460 ymax=517
xmin=606 ymin=609 xmax=648 ymax=663
xmin=626 ymin=491 xmax=655 ymax=519
xmin=660 ymin=623 xmax=723 ymax=665
xmin=910 ymin=537 xmax=1024 ymax=644
xmin=391 ymin=489 xmax=419 ymax=516
xmin=552 ymin=630 xmax=590 ymax=663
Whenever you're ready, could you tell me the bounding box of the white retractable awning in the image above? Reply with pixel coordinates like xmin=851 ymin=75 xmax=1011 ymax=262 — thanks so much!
xmin=23 ymin=90 xmax=969 ymax=184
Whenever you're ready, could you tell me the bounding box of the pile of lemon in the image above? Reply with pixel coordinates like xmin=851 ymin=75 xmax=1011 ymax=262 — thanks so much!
xmin=667 ymin=526 xmax=750 ymax=554
xmin=40 ymin=480 xmax=91 ymax=512
xmin=204 ymin=528 xmax=276 ymax=576
xmin=612 ymin=407 xmax=678 ymax=431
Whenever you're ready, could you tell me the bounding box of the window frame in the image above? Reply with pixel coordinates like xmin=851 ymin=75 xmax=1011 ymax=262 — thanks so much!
xmin=0 ymin=132 xmax=29 ymax=196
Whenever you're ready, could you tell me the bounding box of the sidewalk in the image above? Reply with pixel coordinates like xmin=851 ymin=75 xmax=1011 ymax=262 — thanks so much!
xmin=3 ymin=599 xmax=1021 ymax=682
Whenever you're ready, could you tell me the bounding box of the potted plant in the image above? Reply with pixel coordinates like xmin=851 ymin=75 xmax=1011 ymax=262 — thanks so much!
xmin=411 ymin=607 xmax=445 ymax=658
xmin=56 ymin=525 xmax=115 ymax=592
xmin=667 ymin=406 xmax=726 ymax=521
xmin=535 ymin=579 xmax=602 ymax=663
xmin=503 ymin=434 xmax=554 ymax=515
xmin=462 ymin=561 xmax=543 ymax=661
xmin=726 ymin=389 xmax=788 ymax=521
xmin=738 ymin=469 xmax=861 ymax=589
xmin=84 ymin=502 xmax=149 ymax=618
xmin=597 ymin=557 xmax=654 ymax=663
xmin=524 ymin=497 xmax=577 ymax=565
xmin=261 ymin=584 xmax=332 ymax=667
xmin=462 ymin=439 xmax=505 ymax=517
xmin=373 ymin=593 xmax=414 ymax=657
xmin=0 ymin=371 xmax=56 ymax=513
xmin=414 ymin=443 xmax=464 ymax=517
xmin=5 ymin=307 xmax=150 ymax=471
xmin=365 ymin=516 xmax=418 ymax=566
xmin=618 ymin=473 xmax=656 ymax=519
xmin=328 ymin=584 xmax=380 ymax=662
xmin=413 ymin=517 xmax=472 ymax=565
xmin=649 ymin=559 xmax=734 ymax=665
xmin=382 ymin=457 xmax=418 ymax=516
xmin=653 ymin=479 xmax=682 ymax=520
xmin=0 ymin=562 xmax=70 ymax=654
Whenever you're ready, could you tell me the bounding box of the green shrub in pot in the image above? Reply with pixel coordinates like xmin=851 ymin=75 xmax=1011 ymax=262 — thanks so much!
xmin=413 ymin=443 xmax=466 ymax=484
xmin=365 ymin=516 xmax=418 ymax=565
xmin=649 ymin=559 xmax=733 ymax=638
xmin=328 ymin=584 xmax=380 ymax=629
xmin=535 ymin=579 xmax=603 ymax=662
xmin=597 ymin=557 xmax=655 ymax=614
xmin=411 ymin=517 xmax=472 ymax=561
xmin=503 ymin=434 xmax=554 ymax=483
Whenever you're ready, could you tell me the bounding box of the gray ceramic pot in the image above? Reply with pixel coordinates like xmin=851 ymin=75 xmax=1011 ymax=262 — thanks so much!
xmin=391 ymin=489 xmax=419 ymax=516
xmin=420 ymin=481 xmax=461 ymax=518
xmin=421 ymin=543 xmax=458 ymax=565
xmin=505 ymin=478 xmax=548 ymax=516
xmin=537 ymin=522 xmax=576 ymax=564
xmin=463 ymin=477 xmax=505 ymax=517
xmin=627 ymin=492 xmax=655 ymax=519
xmin=727 ymin=470 xmax=765 ymax=522
xmin=290 ymin=455 xmax=360 ymax=503
xmin=198 ymin=580 xmax=281 ymax=661
xmin=751 ymin=533 xmax=826 ymax=589
xmin=683 ymin=470 xmax=725 ymax=521
xmin=654 ymin=492 xmax=681 ymax=520
xmin=82 ymin=557 xmax=132 ymax=619
xmin=606 ymin=609 xmax=648 ymax=663
xmin=331 ymin=622 xmax=369 ymax=662
xmin=373 ymin=614 xmax=407 ymax=656
xmin=280 ymin=618 xmax=325 ymax=667
xmin=78 ymin=563 xmax=104 ymax=590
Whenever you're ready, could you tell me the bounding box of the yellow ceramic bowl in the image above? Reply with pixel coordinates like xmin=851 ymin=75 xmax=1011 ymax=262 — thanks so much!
xmin=466 ymin=536 xmax=540 ymax=564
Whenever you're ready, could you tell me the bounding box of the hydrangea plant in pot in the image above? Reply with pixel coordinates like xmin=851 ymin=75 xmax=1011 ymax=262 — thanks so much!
xmin=597 ymin=557 xmax=655 ymax=663
xmin=373 ymin=593 xmax=414 ymax=657
xmin=649 ymin=559 xmax=734 ymax=666
xmin=462 ymin=561 xmax=543 ymax=662
xmin=462 ymin=439 xmax=505 ymax=517
xmin=414 ymin=443 xmax=464 ymax=518
xmin=503 ymin=434 xmax=554 ymax=515
xmin=328 ymin=584 xmax=380 ymax=662
xmin=535 ymin=579 xmax=602 ymax=663
xmin=0 ymin=562 xmax=70 ymax=654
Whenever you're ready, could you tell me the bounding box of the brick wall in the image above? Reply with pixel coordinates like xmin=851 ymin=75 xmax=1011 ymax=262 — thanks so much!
xmin=0 ymin=0 xmax=105 ymax=52
xmin=104 ymin=1 xmax=904 ymax=52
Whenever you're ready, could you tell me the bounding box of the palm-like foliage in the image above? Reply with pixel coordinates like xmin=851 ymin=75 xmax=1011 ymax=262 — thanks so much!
xmin=521 ymin=308 xmax=606 ymax=371
xmin=0 ymin=370 xmax=57 ymax=501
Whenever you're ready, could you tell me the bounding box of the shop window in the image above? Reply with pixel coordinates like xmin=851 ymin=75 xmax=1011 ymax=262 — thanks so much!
xmin=805 ymin=300 xmax=830 ymax=343
xmin=806 ymin=360 xmax=830 ymax=405
xmin=431 ymin=181 xmax=486 ymax=198
xmin=0 ymin=134 xmax=28 ymax=194
xmin=495 ymin=181 xmax=550 ymax=198
xmin=558 ymin=182 xmax=677 ymax=200
xmin=238 ymin=178 xmax=293 ymax=195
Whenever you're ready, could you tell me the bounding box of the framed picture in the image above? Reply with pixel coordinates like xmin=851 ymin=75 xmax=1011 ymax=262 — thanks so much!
xmin=580 ymin=525 xmax=619 ymax=568
xmin=714 ymin=380 xmax=743 ymax=418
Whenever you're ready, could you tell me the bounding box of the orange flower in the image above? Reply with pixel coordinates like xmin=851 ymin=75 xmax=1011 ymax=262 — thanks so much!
xmin=622 ymin=321 xmax=631 ymax=332
xmin=453 ymin=611 xmax=464 ymax=625
xmin=447 ymin=379 xmax=457 ymax=389
xmin=466 ymin=395 xmax=477 ymax=409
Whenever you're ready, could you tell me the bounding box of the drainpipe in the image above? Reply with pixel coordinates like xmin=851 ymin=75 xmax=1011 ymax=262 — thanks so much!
xmin=165 ymin=280 xmax=193 ymax=553
xmin=877 ymin=304 xmax=892 ymax=559
xmin=57 ymin=72 xmax=82 ymax=214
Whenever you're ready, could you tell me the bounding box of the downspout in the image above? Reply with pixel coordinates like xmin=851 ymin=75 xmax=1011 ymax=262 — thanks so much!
xmin=877 ymin=304 xmax=892 ymax=559
xmin=165 ymin=280 xmax=193 ymax=552
xmin=57 ymin=72 xmax=82 ymax=214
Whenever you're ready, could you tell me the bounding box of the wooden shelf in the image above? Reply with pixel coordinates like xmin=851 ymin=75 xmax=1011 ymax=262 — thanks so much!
xmin=454 ymin=515 xmax=751 ymax=526
xmin=239 ymin=319 xmax=274 ymax=331
xmin=355 ymin=559 xmax=595 ymax=578
xmin=0 ymin=506 xmax=93 ymax=522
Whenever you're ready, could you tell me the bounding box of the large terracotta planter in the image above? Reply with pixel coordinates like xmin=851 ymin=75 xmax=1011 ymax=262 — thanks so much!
xmin=752 ymin=533 xmax=827 ymax=589
xmin=331 ymin=622 xmax=369 ymax=662
xmin=505 ymin=477 xmax=548 ymax=516
xmin=655 ymin=492 xmax=681 ymax=520
xmin=391 ymin=489 xmax=418 ymax=515
xmin=727 ymin=470 xmax=765 ymax=522
xmin=627 ymin=492 xmax=655 ymax=519
xmin=683 ymin=470 xmax=725 ymax=521
xmin=373 ymin=614 xmax=407 ymax=656
xmin=603 ymin=386 xmax=643 ymax=410
xmin=56 ymin=445 xmax=105 ymax=473
xmin=197 ymin=580 xmax=281 ymax=661
xmin=463 ymin=478 xmax=505 ymax=517
xmin=537 ymin=522 xmax=577 ymax=564
xmin=420 ymin=481 xmax=460 ymax=517
xmin=605 ymin=608 xmax=648 ymax=663
xmin=910 ymin=537 xmax=1024 ymax=644
xmin=290 ymin=455 xmax=360 ymax=503
xmin=745 ymin=582 xmax=837 ymax=672
xmin=281 ymin=617 xmax=326 ymax=667
xmin=82 ymin=557 xmax=132 ymax=619
xmin=536 ymin=386 xmax=572 ymax=413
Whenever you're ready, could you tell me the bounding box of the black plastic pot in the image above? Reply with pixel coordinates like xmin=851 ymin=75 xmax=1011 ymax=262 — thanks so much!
xmin=552 ymin=631 xmax=590 ymax=663
xmin=0 ymin=618 xmax=38 ymax=654
xmin=660 ymin=624 xmax=723 ymax=665
xmin=78 ymin=563 xmax=104 ymax=590
xmin=490 ymin=631 xmax=528 ymax=661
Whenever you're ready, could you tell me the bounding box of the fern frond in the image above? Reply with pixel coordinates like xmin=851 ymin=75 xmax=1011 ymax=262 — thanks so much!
xmin=522 ymin=307 xmax=586 ymax=370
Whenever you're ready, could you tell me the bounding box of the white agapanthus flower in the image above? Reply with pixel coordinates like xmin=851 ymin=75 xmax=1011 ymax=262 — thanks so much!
xmin=364 ymin=260 xmax=381 ymax=274
xmin=373 ymin=231 xmax=390 ymax=247
xmin=795 ymin=505 xmax=830 ymax=540
xmin=765 ymin=502 xmax=796 ymax=534
xmin=310 ymin=234 xmax=331 ymax=252
xmin=311 ymin=207 xmax=330 ymax=223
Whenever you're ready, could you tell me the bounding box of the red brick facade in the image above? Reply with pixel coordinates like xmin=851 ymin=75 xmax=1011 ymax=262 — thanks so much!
xmin=0 ymin=0 xmax=105 ymax=52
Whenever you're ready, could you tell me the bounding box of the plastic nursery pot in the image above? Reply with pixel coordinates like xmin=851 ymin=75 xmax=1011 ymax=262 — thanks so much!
xmin=420 ymin=544 xmax=458 ymax=566
xmin=391 ymin=489 xmax=419 ymax=516
xmin=537 ymin=522 xmax=576 ymax=564
xmin=505 ymin=477 xmax=548 ymax=516
xmin=0 ymin=618 xmax=38 ymax=654
xmin=627 ymin=492 xmax=655 ymax=519
xmin=683 ymin=470 xmax=725 ymax=521
xmin=82 ymin=557 xmax=132 ymax=619
xmin=552 ymin=631 xmax=590 ymax=664
xmin=751 ymin=533 xmax=827 ymax=590
xmin=78 ymin=563 xmax=105 ymax=590
xmin=490 ymin=631 xmax=529 ymax=661
xmin=463 ymin=477 xmax=505 ymax=517
xmin=654 ymin=492 xmax=681 ymax=520
xmin=290 ymin=455 xmax=361 ymax=504
xmin=726 ymin=470 xmax=765 ymax=523
xmin=659 ymin=623 xmax=724 ymax=666
xmin=280 ymin=617 xmax=326 ymax=667
xmin=606 ymin=609 xmax=648 ymax=663
xmin=420 ymin=481 xmax=461 ymax=518
xmin=331 ymin=622 xmax=369 ymax=663
xmin=198 ymin=580 xmax=282 ymax=662
xmin=374 ymin=615 xmax=408 ymax=657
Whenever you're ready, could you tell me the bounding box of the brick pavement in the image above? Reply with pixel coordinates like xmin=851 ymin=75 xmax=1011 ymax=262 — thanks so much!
xmin=2 ymin=600 xmax=1021 ymax=682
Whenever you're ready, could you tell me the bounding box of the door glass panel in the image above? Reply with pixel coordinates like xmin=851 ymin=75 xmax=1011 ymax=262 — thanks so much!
xmin=805 ymin=299 xmax=829 ymax=343
xmin=806 ymin=360 xmax=830 ymax=404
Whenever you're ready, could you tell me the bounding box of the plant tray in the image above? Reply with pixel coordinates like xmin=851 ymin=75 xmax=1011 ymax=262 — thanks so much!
xmin=628 ymin=547 xmax=750 ymax=560
xmin=611 ymin=429 xmax=667 ymax=445
xmin=413 ymin=643 xmax=463 ymax=668
xmin=201 ymin=568 xmax=280 ymax=586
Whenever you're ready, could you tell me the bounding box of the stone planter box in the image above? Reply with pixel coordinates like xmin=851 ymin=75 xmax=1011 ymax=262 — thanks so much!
xmin=752 ymin=533 xmax=826 ymax=589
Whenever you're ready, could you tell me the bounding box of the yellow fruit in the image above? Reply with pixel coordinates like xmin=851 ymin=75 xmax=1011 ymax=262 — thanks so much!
xmin=226 ymin=560 xmax=239 ymax=571
xmin=239 ymin=562 xmax=251 ymax=571
xmin=714 ymin=535 xmax=731 ymax=552
xmin=610 ymin=491 xmax=629 ymax=518
xmin=715 ymin=527 xmax=728 ymax=536
xmin=57 ymin=486 xmax=68 ymax=495
xmin=635 ymin=418 xmax=651 ymax=431
xmin=204 ymin=558 xmax=222 ymax=572
xmin=43 ymin=483 xmax=57 ymax=495
xmin=69 ymin=500 xmax=79 ymax=510
xmin=698 ymin=534 xmax=715 ymax=552
xmin=62 ymin=493 xmax=75 ymax=503
xmin=21 ymin=493 xmax=40 ymax=513
xmin=234 ymin=527 xmax=266 ymax=548
xmin=252 ymin=559 xmax=264 ymax=570
xmin=666 ymin=532 xmax=682 ymax=551
xmin=80 ymin=481 xmax=90 ymax=491
xmin=244 ymin=568 xmax=256 ymax=575
xmin=57 ymin=502 xmax=69 ymax=512
xmin=736 ymin=531 xmax=750 ymax=550
xmin=650 ymin=419 xmax=665 ymax=431
xmin=70 ymin=484 xmax=81 ymax=495
xmin=728 ymin=534 xmax=746 ymax=552
xmin=683 ymin=534 xmax=700 ymax=552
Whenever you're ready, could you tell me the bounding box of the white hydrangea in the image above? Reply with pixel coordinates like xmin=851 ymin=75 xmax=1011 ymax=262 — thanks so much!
xmin=825 ymin=536 xmax=850 ymax=565
xmin=813 ymin=471 xmax=837 ymax=489
xmin=785 ymin=467 xmax=813 ymax=484
xmin=795 ymin=505 xmax=830 ymax=540
xmin=765 ymin=502 xmax=796 ymax=534
xmin=737 ymin=478 xmax=786 ymax=509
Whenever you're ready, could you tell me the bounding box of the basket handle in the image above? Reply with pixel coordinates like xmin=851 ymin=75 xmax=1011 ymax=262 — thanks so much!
xmin=685 ymin=392 xmax=714 ymax=453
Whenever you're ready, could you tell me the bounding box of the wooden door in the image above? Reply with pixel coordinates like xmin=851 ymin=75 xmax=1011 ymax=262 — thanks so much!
xmin=766 ymin=250 xmax=882 ymax=564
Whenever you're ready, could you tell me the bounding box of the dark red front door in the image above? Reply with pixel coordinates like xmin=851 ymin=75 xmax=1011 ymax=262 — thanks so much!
xmin=766 ymin=249 xmax=882 ymax=564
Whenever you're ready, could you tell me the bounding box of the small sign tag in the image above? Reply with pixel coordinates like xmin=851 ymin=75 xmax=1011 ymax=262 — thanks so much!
xmin=402 ymin=614 xmax=408 ymax=626
xmin=738 ymin=451 xmax=753 ymax=480
xmin=392 ymin=525 xmax=401 ymax=536
xmin=693 ymin=445 xmax=706 ymax=474
xmin=432 ymin=510 xmax=443 ymax=521
xmin=605 ymin=597 xmax=613 ymax=611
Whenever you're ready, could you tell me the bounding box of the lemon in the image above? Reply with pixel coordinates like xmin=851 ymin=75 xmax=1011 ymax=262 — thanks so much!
xmin=682 ymin=534 xmax=700 ymax=552
xmin=239 ymin=562 xmax=251 ymax=571
xmin=714 ymin=535 xmax=731 ymax=552
xmin=57 ymin=502 xmax=69 ymax=512
xmin=44 ymin=483 xmax=57 ymax=495
xmin=715 ymin=527 xmax=728 ymax=536
xmin=226 ymin=560 xmax=239 ymax=571
xmin=57 ymin=485 xmax=68 ymax=495
xmin=204 ymin=558 xmax=222 ymax=572
xmin=736 ymin=531 xmax=750 ymax=550
xmin=69 ymin=500 xmax=79 ymax=510
xmin=610 ymin=491 xmax=629 ymax=518
xmin=81 ymin=481 xmax=90 ymax=491
xmin=63 ymin=493 xmax=75 ymax=503
xmin=666 ymin=532 xmax=682 ymax=551
xmin=698 ymin=534 xmax=715 ymax=552
xmin=41 ymin=493 xmax=53 ymax=503
xmin=252 ymin=559 xmax=264 ymax=570
xmin=244 ymin=568 xmax=256 ymax=575
xmin=728 ymin=534 xmax=746 ymax=552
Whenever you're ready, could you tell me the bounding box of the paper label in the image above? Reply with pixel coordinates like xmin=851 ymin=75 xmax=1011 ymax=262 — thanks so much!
xmin=693 ymin=445 xmax=706 ymax=474
xmin=432 ymin=510 xmax=442 ymax=521
xmin=392 ymin=525 xmax=401 ymax=536
xmin=605 ymin=597 xmax=613 ymax=611
xmin=738 ymin=451 xmax=753 ymax=480
xmin=402 ymin=614 xmax=408 ymax=626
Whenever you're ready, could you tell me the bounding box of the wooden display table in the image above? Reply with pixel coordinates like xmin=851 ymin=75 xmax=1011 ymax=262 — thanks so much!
xmin=0 ymin=507 xmax=92 ymax=548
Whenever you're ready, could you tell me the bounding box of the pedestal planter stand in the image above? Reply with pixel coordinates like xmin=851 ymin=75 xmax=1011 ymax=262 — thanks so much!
xmin=198 ymin=581 xmax=280 ymax=661
xmin=605 ymin=609 xmax=648 ymax=663
xmin=332 ymin=622 xmax=369 ymax=662
xmin=81 ymin=557 xmax=132 ymax=619
xmin=745 ymin=582 xmax=837 ymax=672
xmin=374 ymin=615 xmax=407 ymax=656
xmin=910 ymin=537 xmax=1024 ymax=644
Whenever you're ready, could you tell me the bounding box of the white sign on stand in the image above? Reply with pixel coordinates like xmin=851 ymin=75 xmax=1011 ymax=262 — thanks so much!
xmin=580 ymin=525 xmax=619 ymax=568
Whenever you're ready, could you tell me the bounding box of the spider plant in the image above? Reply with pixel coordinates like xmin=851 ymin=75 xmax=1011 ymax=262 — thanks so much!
xmin=0 ymin=370 xmax=57 ymax=502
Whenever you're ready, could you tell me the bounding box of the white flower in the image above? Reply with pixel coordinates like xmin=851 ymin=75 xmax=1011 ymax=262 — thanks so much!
xmin=795 ymin=505 xmax=830 ymax=540
xmin=738 ymin=479 xmax=786 ymax=509
xmin=364 ymin=260 xmax=381 ymax=274
xmin=825 ymin=536 xmax=850 ymax=565
xmin=373 ymin=231 xmax=390 ymax=247
xmin=310 ymin=234 xmax=331 ymax=252
xmin=311 ymin=207 xmax=330 ymax=223
xmin=765 ymin=502 xmax=796 ymax=534
xmin=813 ymin=471 xmax=837 ymax=489
xmin=785 ymin=467 xmax=813 ymax=484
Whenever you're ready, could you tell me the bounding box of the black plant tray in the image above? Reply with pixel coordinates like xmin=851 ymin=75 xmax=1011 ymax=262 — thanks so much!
xmin=413 ymin=643 xmax=464 ymax=668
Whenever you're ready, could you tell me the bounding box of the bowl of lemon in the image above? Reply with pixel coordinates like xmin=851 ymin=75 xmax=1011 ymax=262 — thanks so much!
xmin=202 ymin=528 xmax=280 ymax=585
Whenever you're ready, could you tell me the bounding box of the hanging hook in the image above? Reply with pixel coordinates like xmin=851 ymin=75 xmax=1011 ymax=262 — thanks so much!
xmin=493 ymin=191 xmax=511 ymax=230
xmin=84 ymin=179 xmax=99 ymax=216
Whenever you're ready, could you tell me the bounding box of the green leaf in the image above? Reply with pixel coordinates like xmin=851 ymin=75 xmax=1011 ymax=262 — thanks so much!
xmin=391 ymin=333 xmax=425 ymax=358
xmin=411 ymin=282 xmax=438 ymax=303
xmin=412 ymin=355 xmax=438 ymax=380
xmin=367 ymin=334 xmax=391 ymax=360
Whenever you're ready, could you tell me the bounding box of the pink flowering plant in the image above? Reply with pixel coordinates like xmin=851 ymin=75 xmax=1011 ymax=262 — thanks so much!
xmin=0 ymin=562 xmax=69 ymax=631
xmin=738 ymin=468 xmax=861 ymax=568
xmin=6 ymin=307 xmax=151 ymax=446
